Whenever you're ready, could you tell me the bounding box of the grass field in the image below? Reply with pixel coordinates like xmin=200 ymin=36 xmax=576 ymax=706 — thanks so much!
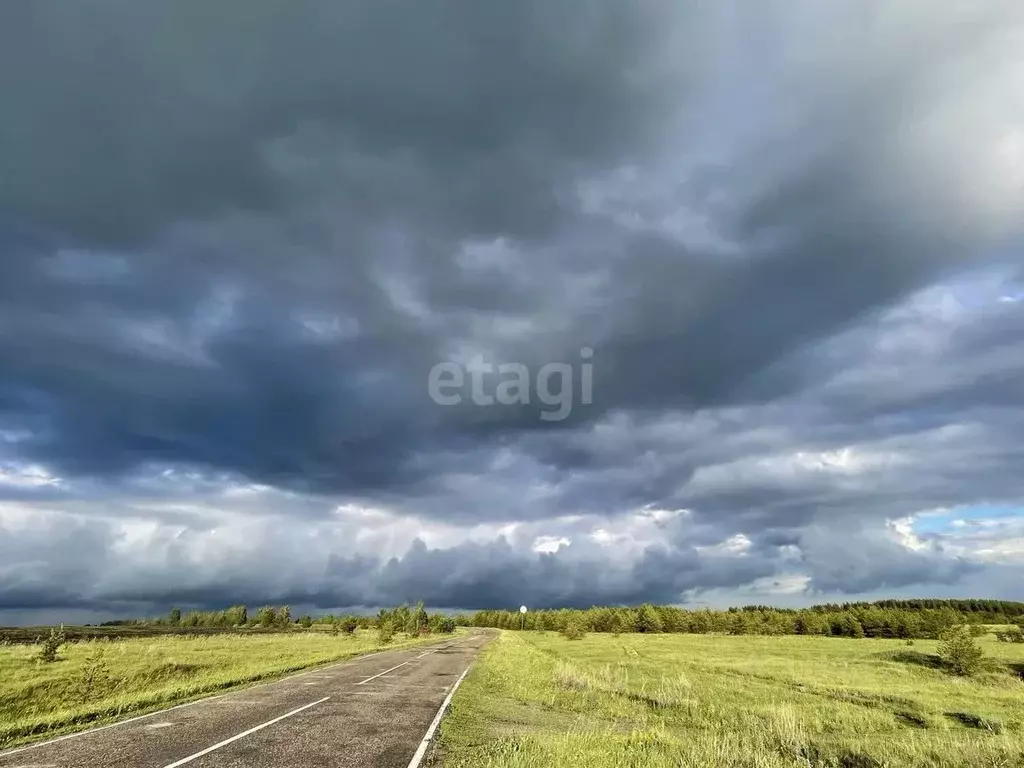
xmin=0 ymin=629 xmax=447 ymax=749
xmin=0 ymin=625 xmax=320 ymax=644
xmin=438 ymin=631 xmax=1024 ymax=768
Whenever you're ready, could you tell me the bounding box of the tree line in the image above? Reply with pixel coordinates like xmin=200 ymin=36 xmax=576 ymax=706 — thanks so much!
xmin=111 ymin=598 xmax=1024 ymax=641
xmin=131 ymin=602 xmax=458 ymax=635
xmin=468 ymin=600 xmax=1024 ymax=639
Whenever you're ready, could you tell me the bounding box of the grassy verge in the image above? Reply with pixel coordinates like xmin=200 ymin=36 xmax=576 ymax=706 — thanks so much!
xmin=437 ymin=631 xmax=1024 ymax=767
xmin=0 ymin=629 xmax=455 ymax=749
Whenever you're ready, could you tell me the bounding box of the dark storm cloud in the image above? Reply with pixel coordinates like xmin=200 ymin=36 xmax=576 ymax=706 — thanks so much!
xmin=1 ymin=2 xmax=1023 ymax=614
xmin=0 ymin=505 xmax=783 ymax=612
xmin=0 ymin=0 xmax=688 ymax=246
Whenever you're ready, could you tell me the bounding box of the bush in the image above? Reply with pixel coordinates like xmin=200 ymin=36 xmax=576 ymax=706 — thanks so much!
xmin=37 ymin=625 xmax=66 ymax=663
xmin=377 ymin=619 xmax=395 ymax=644
xmin=938 ymin=625 xmax=984 ymax=676
xmin=437 ymin=617 xmax=457 ymax=634
xmin=560 ymin=618 xmax=586 ymax=640
xmin=995 ymin=627 xmax=1024 ymax=643
xmin=73 ymin=648 xmax=112 ymax=702
xmin=298 ymin=615 xmax=313 ymax=629
xmin=340 ymin=616 xmax=358 ymax=635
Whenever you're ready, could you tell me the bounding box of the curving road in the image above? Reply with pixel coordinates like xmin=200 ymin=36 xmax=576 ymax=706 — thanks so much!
xmin=0 ymin=632 xmax=491 ymax=768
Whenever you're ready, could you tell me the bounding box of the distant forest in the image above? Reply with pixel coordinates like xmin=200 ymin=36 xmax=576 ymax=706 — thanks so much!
xmin=468 ymin=599 xmax=1024 ymax=639
xmin=108 ymin=598 xmax=1024 ymax=641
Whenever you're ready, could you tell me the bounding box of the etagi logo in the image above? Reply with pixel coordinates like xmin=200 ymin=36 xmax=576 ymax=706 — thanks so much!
xmin=428 ymin=347 xmax=593 ymax=422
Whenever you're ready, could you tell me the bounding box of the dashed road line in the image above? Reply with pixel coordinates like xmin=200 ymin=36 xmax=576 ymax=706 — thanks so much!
xmin=355 ymin=660 xmax=414 ymax=685
xmin=159 ymin=697 xmax=330 ymax=768
xmin=0 ymin=695 xmax=228 ymax=758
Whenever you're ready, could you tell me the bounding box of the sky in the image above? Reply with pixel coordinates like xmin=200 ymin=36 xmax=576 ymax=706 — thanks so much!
xmin=1 ymin=1 xmax=1024 ymax=624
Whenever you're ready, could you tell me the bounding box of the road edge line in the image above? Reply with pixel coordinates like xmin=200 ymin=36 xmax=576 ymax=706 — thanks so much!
xmin=404 ymin=665 xmax=472 ymax=768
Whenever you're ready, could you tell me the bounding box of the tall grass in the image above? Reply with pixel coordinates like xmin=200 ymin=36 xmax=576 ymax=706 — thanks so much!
xmin=0 ymin=629 xmax=445 ymax=748
xmin=439 ymin=631 xmax=1024 ymax=767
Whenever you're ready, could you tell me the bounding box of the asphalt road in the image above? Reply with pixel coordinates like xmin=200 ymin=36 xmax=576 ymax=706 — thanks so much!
xmin=0 ymin=632 xmax=491 ymax=768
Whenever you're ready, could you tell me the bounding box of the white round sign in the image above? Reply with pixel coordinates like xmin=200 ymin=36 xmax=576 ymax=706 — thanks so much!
xmin=519 ymin=605 xmax=527 ymax=614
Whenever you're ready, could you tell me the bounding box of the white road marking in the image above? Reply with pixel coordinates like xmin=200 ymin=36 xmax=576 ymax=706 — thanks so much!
xmin=146 ymin=723 xmax=177 ymax=729
xmin=355 ymin=660 xmax=412 ymax=685
xmin=0 ymin=694 xmax=227 ymax=758
xmin=159 ymin=697 xmax=330 ymax=768
xmin=356 ymin=639 xmax=465 ymax=685
xmin=405 ymin=667 xmax=472 ymax=768
xmin=0 ymin=636 xmax=461 ymax=759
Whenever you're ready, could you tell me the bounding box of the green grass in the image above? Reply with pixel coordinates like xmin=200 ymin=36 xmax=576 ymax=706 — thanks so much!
xmin=438 ymin=632 xmax=1024 ymax=767
xmin=0 ymin=629 xmax=451 ymax=749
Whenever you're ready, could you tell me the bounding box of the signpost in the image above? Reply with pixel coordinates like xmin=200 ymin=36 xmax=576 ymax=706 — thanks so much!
xmin=519 ymin=605 xmax=527 ymax=631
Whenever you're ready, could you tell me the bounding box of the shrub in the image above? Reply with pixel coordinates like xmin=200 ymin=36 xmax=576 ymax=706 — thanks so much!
xmin=995 ymin=627 xmax=1024 ymax=643
xmin=340 ymin=616 xmax=358 ymax=635
xmin=938 ymin=625 xmax=984 ymax=676
xmin=553 ymin=661 xmax=589 ymax=690
xmin=560 ymin=618 xmax=586 ymax=640
xmin=37 ymin=625 xmax=67 ymax=663
xmin=377 ymin=619 xmax=395 ymax=644
xmin=73 ymin=648 xmax=112 ymax=702
xmin=437 ymin=617 xmax=457 ymax=634
xmin=298 ymin=615 xmax=313 ymax=629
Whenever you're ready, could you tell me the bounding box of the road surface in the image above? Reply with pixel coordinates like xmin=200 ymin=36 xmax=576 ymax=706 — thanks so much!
xmin=0 ymin=632 xmax=491 ymax=768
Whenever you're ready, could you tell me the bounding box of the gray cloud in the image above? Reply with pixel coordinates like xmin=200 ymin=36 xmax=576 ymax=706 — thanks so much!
xmin=0 ymin=2 xmax=1023 ymax=616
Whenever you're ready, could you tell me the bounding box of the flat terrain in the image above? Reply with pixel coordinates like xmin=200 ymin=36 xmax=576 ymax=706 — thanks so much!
xmin=0 ymin=625 xmax=312 ymax=644
xmin=0 ymin=631 xmax=489 ymax=768
xmin=438 ymin=631 xmax=1024 ymax=768
xmin=0 ymin=629 xmax=456 ymax=749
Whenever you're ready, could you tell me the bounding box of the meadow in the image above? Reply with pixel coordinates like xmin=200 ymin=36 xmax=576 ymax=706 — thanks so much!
xmin=438 ymin=631 xmax=1024 ymax=768
xmin=0 ymin=628 xmax=444 ymax=749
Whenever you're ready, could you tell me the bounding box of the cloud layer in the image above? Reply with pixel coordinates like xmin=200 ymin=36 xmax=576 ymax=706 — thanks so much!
xmin=1 ymin=1 xmax=1023 ymax=620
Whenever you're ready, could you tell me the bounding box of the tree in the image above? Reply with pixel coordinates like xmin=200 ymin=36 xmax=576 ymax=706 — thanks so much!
xmin=37 ymin=625 xmax=67 ymax=663
xmin=610 ymin=610 xmax=631 ymax=636
xmin=168 ymin=608 xmax=182 ymax=626
xmin=938 ymin=625 xmax=984 ymax=676
xmin=410 ymin=601 xmax=428 ymax=634
xmin=634 ymin=604 xmax=664 ymax=633
xmin=377 ymin=619 xmax=395 ymax=644
xmin=276 ymin=606 xmax=292 ymax=628
xmin=848 ymin=618 xmax=866 ymax=639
